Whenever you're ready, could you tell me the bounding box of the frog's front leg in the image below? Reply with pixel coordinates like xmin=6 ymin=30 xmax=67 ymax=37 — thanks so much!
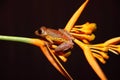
xmin=55 ymin=40 xmax=74 ymax=52
xmin=45 ymin=35 xmax=54 ymax=44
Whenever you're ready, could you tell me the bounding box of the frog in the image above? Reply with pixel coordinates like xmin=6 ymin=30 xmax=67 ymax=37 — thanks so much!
xmin=35 ymin=26 xmax=74 ymax=52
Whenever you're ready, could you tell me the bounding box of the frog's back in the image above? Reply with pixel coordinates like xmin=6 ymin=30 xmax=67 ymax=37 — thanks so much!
xmin=46 ymin=28 xmax=71 ymax=40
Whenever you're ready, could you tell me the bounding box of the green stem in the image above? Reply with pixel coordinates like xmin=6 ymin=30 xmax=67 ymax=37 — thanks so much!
xmin=0 ymin=35 xmax=34 ymax=44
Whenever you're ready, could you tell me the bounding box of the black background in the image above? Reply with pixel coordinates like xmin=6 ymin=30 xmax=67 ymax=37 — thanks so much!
xmin=0 ymin=0 xmax=120 ymax=80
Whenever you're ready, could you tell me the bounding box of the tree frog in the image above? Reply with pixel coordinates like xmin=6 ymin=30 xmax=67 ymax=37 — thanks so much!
xmin=35 ymin=26 xmax=74 ymax=52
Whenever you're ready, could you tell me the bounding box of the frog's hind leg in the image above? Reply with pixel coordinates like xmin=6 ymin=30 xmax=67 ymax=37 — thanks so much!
xmin=55 ymin=40 xmax=74 ymax=52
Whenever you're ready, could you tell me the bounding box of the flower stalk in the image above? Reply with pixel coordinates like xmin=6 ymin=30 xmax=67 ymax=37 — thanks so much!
xmin=0 ymin=35 xmax=34 ymax=44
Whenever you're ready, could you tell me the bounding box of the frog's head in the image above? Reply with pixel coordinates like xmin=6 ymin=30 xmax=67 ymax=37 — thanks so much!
xmin=35 ymin=26 xmax=47 ymax=37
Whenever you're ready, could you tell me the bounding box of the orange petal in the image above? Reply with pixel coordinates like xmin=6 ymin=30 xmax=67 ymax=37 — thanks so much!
xmin=31 ymin=39 xmax=73 ymax=80
xmin=64 ymin=0 xmax=89 ymax=32
xmin=74 ymin=39 xmax=107 ymax=80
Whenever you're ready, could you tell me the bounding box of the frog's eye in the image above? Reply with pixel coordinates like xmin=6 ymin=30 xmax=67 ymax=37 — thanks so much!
xmin=40 ymin=26 xmax=47 ymax=35
xmin=35 ymin=29 xmax=42 ymax=36
xmin=35 ymin=26 xmax=47 ymax=36
xmin=38 ymin=29 xmax=42 ymax=34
